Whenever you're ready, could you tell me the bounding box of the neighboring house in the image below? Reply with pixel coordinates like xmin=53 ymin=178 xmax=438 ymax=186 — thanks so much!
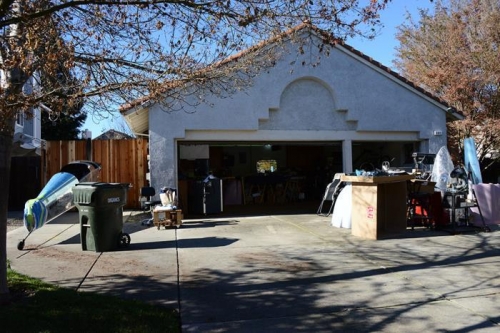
xmin=120 ymin=25 xmax=463 ymax=213
xmin=12 ymin=113 xmax=44 ymax=156
xmin=93 ymin=129 xmax=133 ymax=140
xmin=10 ymin=73 xmax=45 ymax=157
xmin=6 ymin=74 xmax=45 ymax=210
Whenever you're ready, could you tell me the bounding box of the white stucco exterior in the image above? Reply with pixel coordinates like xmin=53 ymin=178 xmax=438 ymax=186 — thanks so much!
xmin=2 ymin=70 xmax=45 ymax=156
xmin=124 ymin=29 xmax=453 ymax=192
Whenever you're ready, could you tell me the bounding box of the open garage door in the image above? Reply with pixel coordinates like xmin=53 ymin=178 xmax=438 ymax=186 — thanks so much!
xmin=177 ymin=140 xmax=419 ymax=217
xmin=177 ymin=142 xmax=342 ymax=217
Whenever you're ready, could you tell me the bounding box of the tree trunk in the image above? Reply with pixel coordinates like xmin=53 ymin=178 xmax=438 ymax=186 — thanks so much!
xmin=0 ymin=130 xmax=14 ymax=303
xmin=1 ymin=2 xmax=28 ymax=303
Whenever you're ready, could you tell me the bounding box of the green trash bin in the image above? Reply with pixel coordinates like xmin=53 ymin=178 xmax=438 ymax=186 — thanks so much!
xmin=73 ymin=182 xmax=131 ymax=252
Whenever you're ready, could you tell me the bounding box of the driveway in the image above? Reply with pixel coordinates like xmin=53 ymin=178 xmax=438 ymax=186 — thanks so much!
xmin=7 ymin=210 xmax=500 ymax=332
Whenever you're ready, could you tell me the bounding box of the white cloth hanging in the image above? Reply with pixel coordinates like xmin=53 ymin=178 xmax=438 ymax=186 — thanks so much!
xmin=331 ymin=184 xmax=352 ymax=229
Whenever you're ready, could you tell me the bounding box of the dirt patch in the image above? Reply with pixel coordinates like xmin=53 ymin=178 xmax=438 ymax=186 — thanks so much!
xmin=124 ymin=211 xmax=150 ymax=223
xmin=28 ymin=246 xmax=96 ymax=262
xmin=7 ymin=214 xmax=24 ymax=233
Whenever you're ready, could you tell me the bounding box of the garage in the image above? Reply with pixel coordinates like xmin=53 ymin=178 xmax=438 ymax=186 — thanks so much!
xmin=121 ymin=25 xmax=460 ymax=217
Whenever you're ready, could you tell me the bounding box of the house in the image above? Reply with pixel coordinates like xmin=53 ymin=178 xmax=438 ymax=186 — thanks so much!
xmin=93 ymin=129 xmax=133 ymax=140
xmin=9 ymin=73 xmax=45 ymax=157
xmin=120 ymin=24 xmax=462 ymax=215
xmin=7 ymin=74 xmax=46 ymax=210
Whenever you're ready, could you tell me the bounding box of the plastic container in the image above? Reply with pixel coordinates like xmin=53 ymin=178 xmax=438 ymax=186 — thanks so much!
xmin=73 ymin=182 xmax=130 ymax=252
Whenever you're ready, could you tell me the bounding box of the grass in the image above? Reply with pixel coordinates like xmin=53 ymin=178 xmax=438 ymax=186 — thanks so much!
xmin=1 ymin=265 xmax=180 ymax=333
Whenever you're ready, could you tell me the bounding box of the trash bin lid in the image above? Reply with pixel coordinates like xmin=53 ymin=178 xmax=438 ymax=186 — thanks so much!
xmin=73 ymin=182 xmax=130 ymax=205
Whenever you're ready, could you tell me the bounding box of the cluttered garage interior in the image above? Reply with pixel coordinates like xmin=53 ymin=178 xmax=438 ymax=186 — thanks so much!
xmin=176 ymin=140 xmax=421 ymax=217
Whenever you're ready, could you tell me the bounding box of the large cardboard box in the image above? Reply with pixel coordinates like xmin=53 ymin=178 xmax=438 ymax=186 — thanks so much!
xmin=341 ymin=175 xmax=413 ymax=240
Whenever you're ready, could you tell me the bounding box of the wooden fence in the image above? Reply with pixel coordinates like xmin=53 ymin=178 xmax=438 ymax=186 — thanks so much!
xmin=44 ymin=138 xmax=148 ymax=209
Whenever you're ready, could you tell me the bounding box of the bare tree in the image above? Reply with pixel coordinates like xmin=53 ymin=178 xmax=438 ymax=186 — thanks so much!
xmin=394 ymin=0 xmax=500 ymax=166
xmin=0 ymin=0 xmax=392 ymax=302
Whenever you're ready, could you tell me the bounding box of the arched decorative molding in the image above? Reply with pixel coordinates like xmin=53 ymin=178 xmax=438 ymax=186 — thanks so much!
xmin=260 ymin=76 xmax=353 ymax=131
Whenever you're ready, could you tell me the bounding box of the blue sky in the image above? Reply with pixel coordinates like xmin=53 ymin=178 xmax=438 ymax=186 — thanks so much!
xmin=346 ymin=0 xmax=434 ymax=69
xmin=83 ymin=112 xmax=130 ymax=138
xmin=83 ymin=0 xmax=435 ymax=137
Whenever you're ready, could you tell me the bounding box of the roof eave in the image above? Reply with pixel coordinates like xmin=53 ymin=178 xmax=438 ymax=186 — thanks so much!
xmin=121 ymin=106 xmax=150 ymax=135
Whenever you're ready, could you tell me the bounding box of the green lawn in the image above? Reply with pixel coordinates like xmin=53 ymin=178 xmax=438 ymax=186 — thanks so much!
xmin=2 ymin=266 xmax=180 ymax=333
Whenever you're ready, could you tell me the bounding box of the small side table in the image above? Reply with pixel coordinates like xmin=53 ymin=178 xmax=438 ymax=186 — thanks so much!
xmin=153 ymin=206 xmax=183 ymax=229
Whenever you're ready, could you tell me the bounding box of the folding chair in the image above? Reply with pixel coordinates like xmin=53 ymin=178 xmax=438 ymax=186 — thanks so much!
xmin=317 ymin=173 xmax=345 ymax=217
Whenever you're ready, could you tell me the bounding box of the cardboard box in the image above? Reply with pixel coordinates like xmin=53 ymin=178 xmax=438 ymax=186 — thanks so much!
xmin=153 ymin=207 xmax=183 ymax=229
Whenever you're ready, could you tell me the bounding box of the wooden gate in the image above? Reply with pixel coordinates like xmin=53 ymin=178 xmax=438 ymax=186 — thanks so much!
xmin=44 ymin=138 xmax=148 ymax=209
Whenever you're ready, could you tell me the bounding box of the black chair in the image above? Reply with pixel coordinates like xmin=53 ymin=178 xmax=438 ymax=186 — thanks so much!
xmin=140 ymin=186 xmax=161 ymax=225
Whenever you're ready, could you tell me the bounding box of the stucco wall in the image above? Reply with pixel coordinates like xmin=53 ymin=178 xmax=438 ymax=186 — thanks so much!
xmin=148 ymin=34 xmax=448 ymax=190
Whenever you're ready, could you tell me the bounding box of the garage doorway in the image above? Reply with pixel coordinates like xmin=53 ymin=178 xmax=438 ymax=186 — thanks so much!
xmin=177 ymin=140 xmax=420 ymax=217
xmin=177 ymin=142 xmax=343 ymax=217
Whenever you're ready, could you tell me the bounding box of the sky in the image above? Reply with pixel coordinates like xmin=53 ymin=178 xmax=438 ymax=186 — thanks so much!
xmin=346 ymin=0 xmax=434 ymax=69
xmin=82 ymin=0 xmax=435 ymax=138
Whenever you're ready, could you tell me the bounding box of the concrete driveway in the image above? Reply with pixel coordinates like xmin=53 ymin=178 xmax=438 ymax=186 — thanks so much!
xmin=7 ymin=210 xmax=500 ymax=332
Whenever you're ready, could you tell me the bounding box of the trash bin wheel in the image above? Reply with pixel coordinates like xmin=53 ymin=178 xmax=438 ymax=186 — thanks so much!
xmin=17 ymin=240 xmax=25 ymax=251
xmin=118 ymin=232 xmax=131 ymax=247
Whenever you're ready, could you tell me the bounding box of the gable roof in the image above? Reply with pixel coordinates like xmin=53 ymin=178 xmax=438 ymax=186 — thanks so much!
xmin=120 ymin=23 xmax=463 ymax=134
xmin=94 ymin=129 xmax=133 ymax=140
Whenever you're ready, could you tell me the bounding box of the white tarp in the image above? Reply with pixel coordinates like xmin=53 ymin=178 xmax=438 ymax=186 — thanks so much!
xmin=331 ymin=184 xmax=352 ymax=229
